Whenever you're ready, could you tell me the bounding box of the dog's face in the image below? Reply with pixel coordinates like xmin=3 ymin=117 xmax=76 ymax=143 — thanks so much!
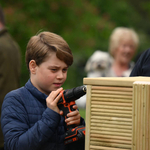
xmin=85 ymin=50 xmax=113 ymax=72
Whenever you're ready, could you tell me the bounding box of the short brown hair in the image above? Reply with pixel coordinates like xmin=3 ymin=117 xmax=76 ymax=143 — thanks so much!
xmin=25 ymin=31 xmax=73 ymax=70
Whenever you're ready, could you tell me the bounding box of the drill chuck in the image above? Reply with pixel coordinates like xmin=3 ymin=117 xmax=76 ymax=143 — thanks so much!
xmin=63 ymin=85 xmax=86 ymax=103
xmin=58 ymin=85 xmax=86 ymax=118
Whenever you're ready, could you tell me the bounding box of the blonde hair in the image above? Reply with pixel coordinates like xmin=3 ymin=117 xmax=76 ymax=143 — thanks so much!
xmin=25 ymin=31 xmax=73 ymax=70
xmin=109 ymin=27 xmax=139 ymax=57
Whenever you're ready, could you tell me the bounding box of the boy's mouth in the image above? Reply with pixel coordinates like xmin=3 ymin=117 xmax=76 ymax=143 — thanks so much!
xmin=53 ymin=83 xmax=62 ymax=87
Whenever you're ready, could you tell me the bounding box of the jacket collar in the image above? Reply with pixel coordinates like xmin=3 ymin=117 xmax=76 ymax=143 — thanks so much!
xmin=25 ymin=79 xmax=48 ymax=102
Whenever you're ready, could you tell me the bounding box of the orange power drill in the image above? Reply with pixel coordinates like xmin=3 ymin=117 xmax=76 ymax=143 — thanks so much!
xmin=58 ymin=85 xmax=86 ymax=145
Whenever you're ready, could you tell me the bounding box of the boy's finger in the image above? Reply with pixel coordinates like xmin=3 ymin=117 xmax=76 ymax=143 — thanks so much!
xmin=72 ymin=105 xmax=78 ymax=110
xmin=48 ymin=87 xmax=63 ymax=101
xmin=59 ymin=110 xmax=63 ymax=116
xmin=54 ymin=90 xmax=63 ymax=103
xmin=67 ymin=109 xmax=79 ymax=117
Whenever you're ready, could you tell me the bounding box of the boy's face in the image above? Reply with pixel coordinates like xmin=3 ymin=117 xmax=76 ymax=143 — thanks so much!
xmin=30 ymin=52 xmax=68 ymax=95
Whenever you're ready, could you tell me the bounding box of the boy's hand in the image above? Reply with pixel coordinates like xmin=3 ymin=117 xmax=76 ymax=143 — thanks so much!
xmin=46 ymin=87 xmax=63 ymax=115
xmin=65 ymin=105 xmax=81 ymax=126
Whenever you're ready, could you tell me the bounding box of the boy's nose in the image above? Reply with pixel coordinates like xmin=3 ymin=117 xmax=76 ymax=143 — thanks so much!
xmin=57 ymin=71 xmax=64 ymax=78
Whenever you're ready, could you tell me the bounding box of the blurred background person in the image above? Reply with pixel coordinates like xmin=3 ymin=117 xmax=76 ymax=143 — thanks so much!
xmin=84 ymin=27 xmax=139 ymax=78
xmin=107 ymin=27 xmax=139 ymax=77
xmin=76 ymin=27 xmax=139 ymax=109
xmin=0 ymin=5 xmax=21 ymax=150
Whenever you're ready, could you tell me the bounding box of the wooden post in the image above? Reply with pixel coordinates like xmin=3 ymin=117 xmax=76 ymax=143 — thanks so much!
xmin=132 ymin=81 xmax=150 ymax=150
xmin=85 ymin=85 xmax=92 ymax=150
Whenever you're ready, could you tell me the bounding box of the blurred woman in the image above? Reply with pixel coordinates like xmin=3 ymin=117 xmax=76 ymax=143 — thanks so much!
xmin=76 ymin=27 xmax=139 ymax=109
xmin=107 ymin=27 xmax=139 ymax=77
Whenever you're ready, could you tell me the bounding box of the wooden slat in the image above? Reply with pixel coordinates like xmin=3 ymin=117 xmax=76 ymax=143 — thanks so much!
xmin=90 ymin=141 xmax=131 ymax=149
xmin=91 ymin=101 xmax=132 ymax=107
xmin=90 ymin=137 xmax=131 ymax=144
xmin=91 ymin=119 xmax=132 ymax=126
xmin=91 ymin=126 xmax=131 ymax=133
xmin=90 ymin=134 xmax=132 ymax=141
xmin=91 ymin=105 xmax=132 ymax=111
xmin=146 ymin=84 xmax=150 ymax=150
xmin=142 ymin=84 xmax=146 ymax=150
xmin=92 ymin=90 xmax=132 ymax=96
xmin=90 ymin=130 xmax=132 ymax=137
xmin=91 ymin=112 xmax=132 ymax=118
xmin=91 ymin=116 xmax=132 ymax=122
xmin=91 ymin=93 xmax=132 ymax=99
xmin=91 ymin=97 xmax=132 ymax=103
xmin=91 ymin=122 xmax=132 ymax=130
xmin=132 ymin=83 xmax=137 ymax=150
xmin=90 ymin=145 xmax=130 ymax=150
xmin=92 ymin=86 xmax=133 ymax=92
xmin=85 ymin=85 xmax=92 ymax=150
xmin=91 ymin=108 xmax=132 ymax=114
xmin=83 ymin=76 xmax=150 ymax=86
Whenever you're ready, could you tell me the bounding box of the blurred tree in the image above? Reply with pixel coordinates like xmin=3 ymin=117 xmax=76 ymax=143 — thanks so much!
xmin=1 ymin=0 xmax=150 ymax=89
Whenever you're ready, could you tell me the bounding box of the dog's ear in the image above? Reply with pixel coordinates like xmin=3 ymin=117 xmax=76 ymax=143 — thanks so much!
xmin=85 ymin=58 xmax=92 ymax=72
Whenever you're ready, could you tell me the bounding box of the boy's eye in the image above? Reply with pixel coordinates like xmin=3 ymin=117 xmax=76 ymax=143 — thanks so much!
xmin=50 ymin=68 xmax=68 ymax=73
xmin=51 ymin=69 xmax=57 ymax=72
xmin=63 ymin=68 xmax=68 ymax=72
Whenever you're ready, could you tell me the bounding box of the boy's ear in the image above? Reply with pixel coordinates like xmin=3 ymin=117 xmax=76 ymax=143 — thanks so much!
xmin=29 ymin=60 xmax=37 ymax=74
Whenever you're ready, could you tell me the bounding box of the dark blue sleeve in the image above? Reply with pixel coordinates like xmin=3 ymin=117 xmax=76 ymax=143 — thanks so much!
xmin=130 ymin=48 xmax=150 ymax=77
xmin=130 ymin=56 xmax=142 ymax=76
xmin=1 ymin=95 xmax=61 ymax=150
xmin=80 ymin=117 xmax=85 ymax=126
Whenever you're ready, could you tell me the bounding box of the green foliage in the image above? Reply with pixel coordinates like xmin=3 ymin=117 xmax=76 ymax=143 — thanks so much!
xmin=1 ymin=1 xmax=150 ymax=89
xmin=79 ymin=108 xmax=86 ymax=120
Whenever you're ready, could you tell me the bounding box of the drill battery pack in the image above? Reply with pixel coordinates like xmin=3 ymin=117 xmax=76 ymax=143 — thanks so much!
xmin=64 ymin=125 xmax=85 ymax=145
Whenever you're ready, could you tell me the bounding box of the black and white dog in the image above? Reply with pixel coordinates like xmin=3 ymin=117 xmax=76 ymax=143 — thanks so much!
xmin=85 ymin=50 xmax=113 ymax=77
xmin=76 ymin=50 xmax=113 ymax=109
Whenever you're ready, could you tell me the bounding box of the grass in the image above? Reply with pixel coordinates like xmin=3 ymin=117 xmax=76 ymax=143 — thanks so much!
xmin=79 ymin=108 xmax=86 ymax=120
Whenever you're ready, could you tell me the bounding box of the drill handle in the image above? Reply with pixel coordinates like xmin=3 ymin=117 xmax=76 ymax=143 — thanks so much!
xmin=57 ymin=85 xmax=86 ymax=129
xmin=58 ymin=102 xmax=76 ymax=129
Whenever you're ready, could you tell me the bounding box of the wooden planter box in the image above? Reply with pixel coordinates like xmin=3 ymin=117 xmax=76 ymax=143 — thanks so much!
xmin=83 ymin=77 xmax=150 ymax=150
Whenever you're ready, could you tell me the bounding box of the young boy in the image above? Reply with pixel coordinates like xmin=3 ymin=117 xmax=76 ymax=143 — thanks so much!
xmin=1 ymin=31 xmax=85 ymax=150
